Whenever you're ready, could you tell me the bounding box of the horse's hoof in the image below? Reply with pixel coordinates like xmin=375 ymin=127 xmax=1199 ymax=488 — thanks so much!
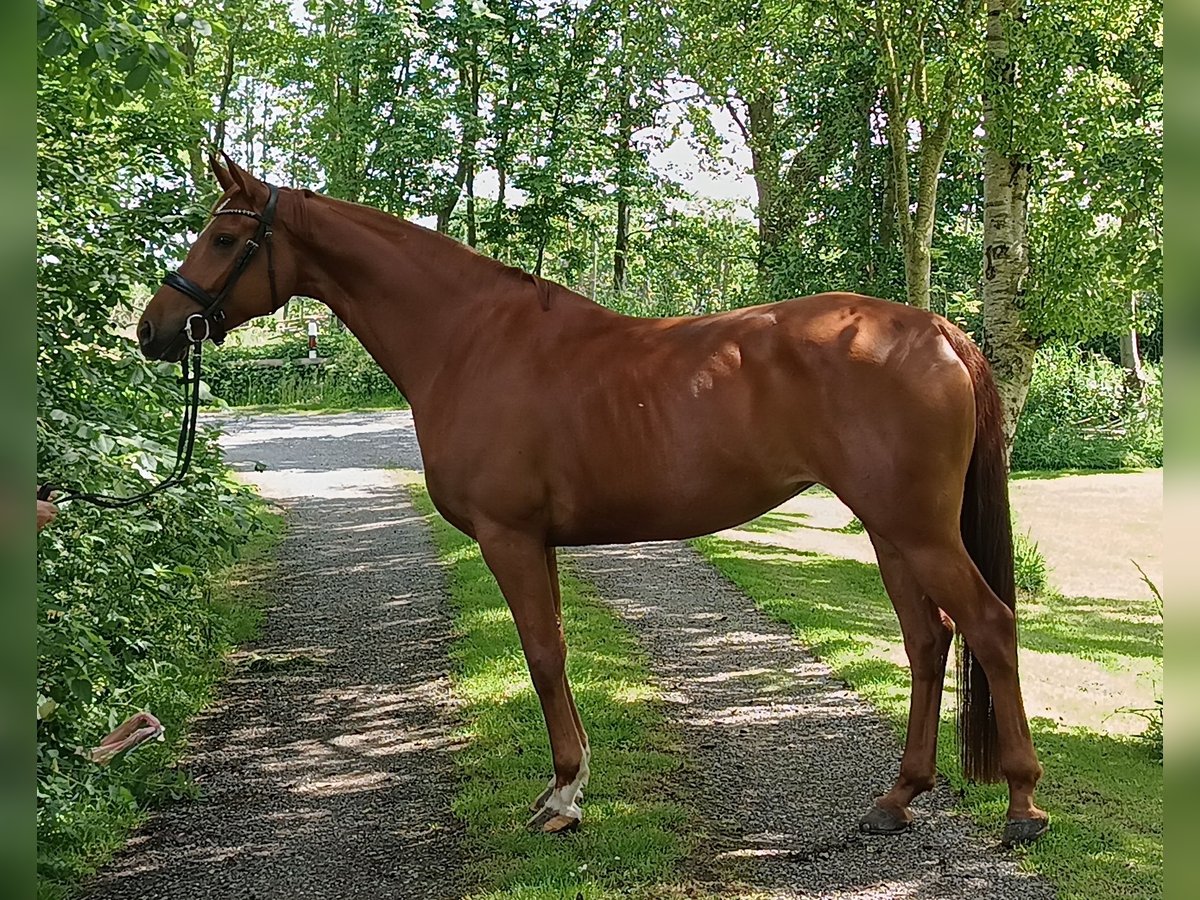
xmin=1002 ymin=815 xmax=1050 ymax=847
xmin=858 ymin=803 xmax=912 ymax=834
xmin=529 ymin=785 xmax=553 ymax=813
xmin=526 ymin=805 xmax=580 ymax=834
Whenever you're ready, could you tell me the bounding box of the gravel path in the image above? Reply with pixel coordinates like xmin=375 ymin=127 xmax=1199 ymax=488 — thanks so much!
xmin=720 ymin=473 xmax=1162 ymax=602
xmin=84 ymin=412 xmax=465 ymax=900
xmin=570 ymin=543 xmax=1054 ymax=899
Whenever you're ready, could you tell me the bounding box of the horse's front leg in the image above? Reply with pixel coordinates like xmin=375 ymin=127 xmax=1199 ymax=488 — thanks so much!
xmin=529 ymin=547 xmax=590 ymax=814
xmin=477 ymin=526 xmax=588 ymax=834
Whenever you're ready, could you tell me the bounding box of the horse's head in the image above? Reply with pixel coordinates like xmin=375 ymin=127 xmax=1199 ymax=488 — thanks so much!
xmin=137 ymin=155 xmax=300 ymax=360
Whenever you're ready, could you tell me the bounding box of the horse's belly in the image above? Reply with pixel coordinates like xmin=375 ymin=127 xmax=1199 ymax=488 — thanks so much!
xmin=548 ymin=466 xmax=812 ymax=545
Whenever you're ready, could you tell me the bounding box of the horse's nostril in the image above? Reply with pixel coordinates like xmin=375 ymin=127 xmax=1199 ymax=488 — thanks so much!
xmin=137 ymin=321 xmax=154 ymax=347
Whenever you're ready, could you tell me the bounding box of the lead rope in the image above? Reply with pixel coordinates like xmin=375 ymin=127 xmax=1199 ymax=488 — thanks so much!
xmin=38 ymin=339 xmax=205 ymax=509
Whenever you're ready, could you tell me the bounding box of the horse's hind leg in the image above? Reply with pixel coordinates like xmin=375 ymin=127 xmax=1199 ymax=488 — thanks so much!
xmin=476 ymin=526 xmax=587 ymax=834
xmin=859 ymin=531 xmax=955 ymax=834
xmin=895 ymin=535 xmax=1047 ymax=842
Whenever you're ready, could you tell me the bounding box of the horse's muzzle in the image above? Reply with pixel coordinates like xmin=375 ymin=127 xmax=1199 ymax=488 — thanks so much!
xmin=137 ymin=318 xmax=189 ymax=362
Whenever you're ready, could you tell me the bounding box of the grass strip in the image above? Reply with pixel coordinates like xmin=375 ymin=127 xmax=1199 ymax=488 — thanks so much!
xmin=693 ymin=537 xmax=1162 ymax=900
xmin=410 ymin=487 xmax=690 ymax=899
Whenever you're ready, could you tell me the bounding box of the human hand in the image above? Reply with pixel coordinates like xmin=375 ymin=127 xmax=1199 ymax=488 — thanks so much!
xmin=37 ymin=498 xmax=58 ymax=532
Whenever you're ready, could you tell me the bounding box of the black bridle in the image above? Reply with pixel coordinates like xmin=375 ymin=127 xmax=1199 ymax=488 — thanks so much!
xmin=38 ymin=184 xmax=281 ymax=509
xmin=161 ymin=183 xmax=281 ymax=351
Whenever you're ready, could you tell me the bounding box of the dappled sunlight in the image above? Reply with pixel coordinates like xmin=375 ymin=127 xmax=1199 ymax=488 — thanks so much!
xmin=294 ymin=769 xmax=397 ymax=797
xmin=236 ymin=466 xmax=408 ymax=500
xmin=85 ymin=443 xmax=467 ymax=899
xmin=567 ymin=540 xmax=1050 ymax=899
xmin=686 ymin=698 xmax=876 ymax=728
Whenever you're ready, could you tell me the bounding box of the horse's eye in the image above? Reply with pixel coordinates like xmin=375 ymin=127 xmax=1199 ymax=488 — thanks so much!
xmin=214 ymin=234 xmax=235 ymax=247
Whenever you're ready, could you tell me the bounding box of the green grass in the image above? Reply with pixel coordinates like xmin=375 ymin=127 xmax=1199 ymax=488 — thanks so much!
xmin=208 ymin=395 xmax=408 ymax=415
xmin=1009 ymin=467 xmax=1152 ymax=480
xmin=693 ymin=538 xmax=1162 ymax=900
xmin=37 ymin=511 xmax=285 ymax=900
xmin=732 ymin=511 xmax=811 ymax=533
xmin=410 ymin=488 xmax=691 ymax=899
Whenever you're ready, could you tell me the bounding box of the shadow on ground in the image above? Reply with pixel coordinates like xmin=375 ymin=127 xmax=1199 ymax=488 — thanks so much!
xmin=84 ymin=489 xmax=467 ymax=900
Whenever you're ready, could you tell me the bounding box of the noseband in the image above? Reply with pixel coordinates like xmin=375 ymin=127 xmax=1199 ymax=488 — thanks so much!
xmin=161 ymin=182 xmax=281 ymax=348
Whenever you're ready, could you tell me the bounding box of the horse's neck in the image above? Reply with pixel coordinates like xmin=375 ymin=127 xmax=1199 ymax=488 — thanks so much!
xmin=293 ymin=194 xmax=590 ymax=406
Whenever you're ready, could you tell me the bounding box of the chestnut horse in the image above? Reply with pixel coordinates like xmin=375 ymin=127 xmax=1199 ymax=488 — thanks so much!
xmin=137 ymin=157 xmax=1047 ymax=846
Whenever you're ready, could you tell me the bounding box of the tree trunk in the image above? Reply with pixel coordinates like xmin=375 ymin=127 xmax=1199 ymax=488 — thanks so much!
xmin=856 ymin=84 xmax=876 ymax=289
xmin=614 ymin=192 xmax=629 ymax=294
xmin=1120 ymin=293 xmax=1147 ymax=398
xmin=436 ymin=61 xmax=476 ymax=234
xmin=465 ymin=57 xmax=480 ymax=247
xmin=746 ymin=96 xmax=779 ymax=255
xmin=212 ymin=20 xmax=239 ymax=155
xmin=875 ymin=9 xmax=962 ymax=311
xmin=981 ymin=0 xmax=1037 ymax=456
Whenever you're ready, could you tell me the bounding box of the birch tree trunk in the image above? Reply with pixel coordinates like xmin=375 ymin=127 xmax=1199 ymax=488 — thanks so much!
xmin=981 ymin=0 xmax=1037 ymax=456
xmin=1119 ymin=293 xmax=1147 ymax=398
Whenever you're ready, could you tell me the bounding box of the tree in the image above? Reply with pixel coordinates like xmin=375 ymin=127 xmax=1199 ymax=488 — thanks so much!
xmin=872 ymin=0 xmax=979 ymax=310
xmin=980 ymin=0 xmax=1035 ymax=451
xmin=980 ymin=0 xmax=1162 ymax=448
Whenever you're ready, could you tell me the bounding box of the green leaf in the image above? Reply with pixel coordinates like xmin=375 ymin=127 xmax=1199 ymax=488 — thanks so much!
xmin=125 ymin=64 xmax=151 ymax=92
xmin=42 ymin=29 xmax=73 ymax=58
xmin=68 ymin=677 xmax=91 ymax=701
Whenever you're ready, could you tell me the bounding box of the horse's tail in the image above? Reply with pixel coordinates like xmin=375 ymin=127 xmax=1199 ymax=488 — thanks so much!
xmin=940 ymin=323 xmax=1014 ymax=784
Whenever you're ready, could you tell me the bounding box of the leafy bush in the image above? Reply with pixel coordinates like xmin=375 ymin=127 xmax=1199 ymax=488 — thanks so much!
xmin=1011 ymin=345 xmax=1163 ymax=471
xmin=1013 ymin=529 xmax=1049 ymax=595
xmin=37 ymin=51 xmax=277 ymax=893
xmin=203 ymin=331 xmax=404 ymax=409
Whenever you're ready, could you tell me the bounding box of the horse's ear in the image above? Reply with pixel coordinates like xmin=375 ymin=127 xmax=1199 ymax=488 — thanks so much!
xmin=209 ymin=153 xmax=235 ymax=191
xmin=220 ymin=152 xmax=268 ymax=202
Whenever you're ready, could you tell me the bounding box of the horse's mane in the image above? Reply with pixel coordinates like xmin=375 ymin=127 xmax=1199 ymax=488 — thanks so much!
xmin=309 ymin=190 xmax=554 ymax=307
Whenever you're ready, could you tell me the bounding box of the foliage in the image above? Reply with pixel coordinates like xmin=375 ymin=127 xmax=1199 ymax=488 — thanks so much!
xmin=38 ymin=2 xmax=278 ymax=893
xmin=1011 ymin=346 xmax=1163 ymax=471
xmin=1016 ymin=0 xmax=1163 ymax=343
xmin=1013 ymin=529 xmax=1048 ymax=595
xmin=202 ymin=331 xmax=404 ymax=409
xmin=36 ymin=512 xmax=281 ymax=896
xmin=412 ymin=488 xmax=690 ymax=898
